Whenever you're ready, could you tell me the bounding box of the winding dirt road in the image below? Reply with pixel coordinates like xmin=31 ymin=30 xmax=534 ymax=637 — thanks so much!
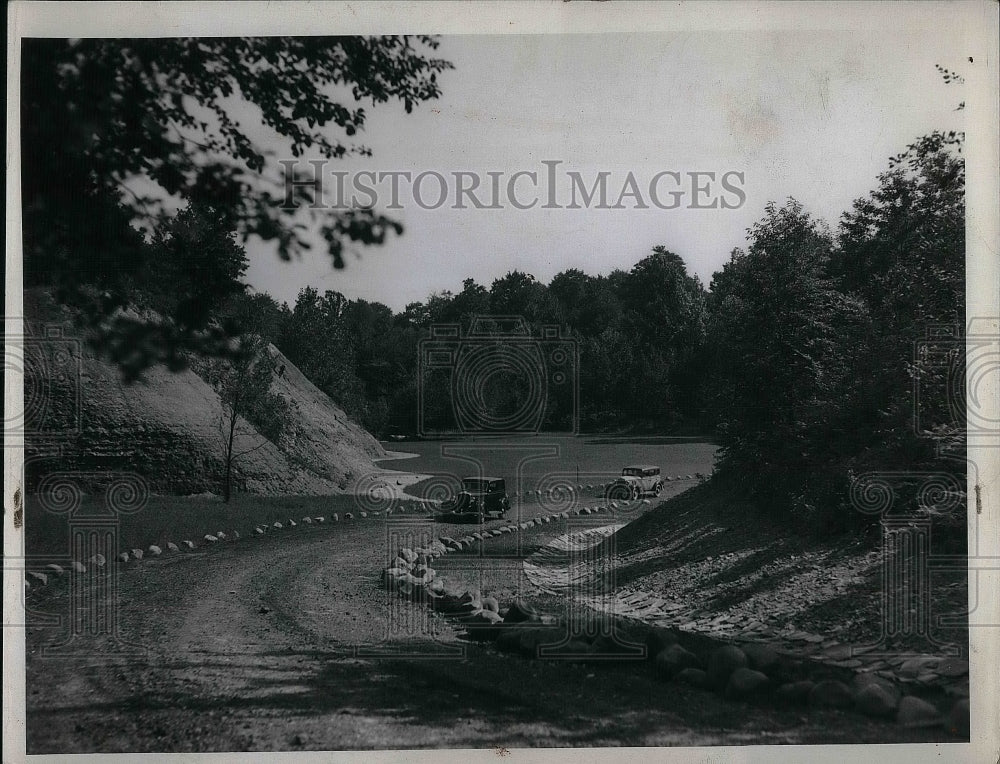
xmin=24 ymin=512 xmax=935 ymax=752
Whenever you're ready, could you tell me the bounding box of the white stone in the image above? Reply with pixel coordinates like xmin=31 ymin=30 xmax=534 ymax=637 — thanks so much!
xmin=45 ymin=564 xmax=64 ymax=576
xmin=27 ymin=571 xmax=48 ymax=585
xmin=272 ymin=522 xmax=283 ymax=529
xmin=130 ymin=549 xmax=143 ymax=560
xmin=255 ymin=527 xmax=265 ymax=535
xmin=71 ymin=561 xmax=86 ymax=573
xmin=166 ymin=542 xmax=180 ymax=552
xmin=216 ymin=531 xmax=227 ymax=540
xmin=287 ymin=520 xmax=296 ymax=527
xmin=148 ymin=545 xmax=162 ymax=556
xmin=118 ymin=552 xmax=129 ymax=563
xmin=204 ymin=534 xmax=218 ymax=543
xmin=331 ymin=513 xmax=339 ymax=522
xmin=182 ymin=540 xmax=195 ymax=549
xmin=90 ymin=553 xmax=108 ymax=567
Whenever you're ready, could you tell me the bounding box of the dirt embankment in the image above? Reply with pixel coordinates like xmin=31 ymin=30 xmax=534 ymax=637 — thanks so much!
xmin=23 ymin=289 xmax=386 ymax=495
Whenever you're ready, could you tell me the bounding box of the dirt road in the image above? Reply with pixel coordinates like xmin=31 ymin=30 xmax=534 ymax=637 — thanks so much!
xmin=24 ymin=509 xmax=938 ymax=752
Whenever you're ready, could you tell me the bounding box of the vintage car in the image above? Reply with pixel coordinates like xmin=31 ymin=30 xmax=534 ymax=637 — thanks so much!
xmin=442 ymin=477 xmax=510 ymax=522
xmin=606 ymin=465 xmax=663 ymax=500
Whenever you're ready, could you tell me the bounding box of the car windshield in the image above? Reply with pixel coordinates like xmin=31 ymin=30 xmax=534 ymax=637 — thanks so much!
xmin=622 ymin=468 xmax=642 ymax=476
xmin=462 ymin=479 xmax=491 ymax=492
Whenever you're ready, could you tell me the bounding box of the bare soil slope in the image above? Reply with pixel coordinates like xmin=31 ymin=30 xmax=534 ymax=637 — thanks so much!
xmin=24 ymin=289 xmax=385 ymax=495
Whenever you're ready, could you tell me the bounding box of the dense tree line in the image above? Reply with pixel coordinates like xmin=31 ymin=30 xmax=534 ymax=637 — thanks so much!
xmin=224 ymin=131 xmax=963 ymax=531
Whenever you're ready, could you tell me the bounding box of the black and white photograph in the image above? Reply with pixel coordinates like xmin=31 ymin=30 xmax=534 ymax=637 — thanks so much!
xmin=5 ymin=1 xmax=999 ymax=760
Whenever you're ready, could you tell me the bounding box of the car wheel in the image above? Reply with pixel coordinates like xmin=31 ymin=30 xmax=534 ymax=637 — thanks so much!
xmin=654 ymin=483 xmax=662 ymax=496
xmin=630 ymin=486 xmax=639 ymax=501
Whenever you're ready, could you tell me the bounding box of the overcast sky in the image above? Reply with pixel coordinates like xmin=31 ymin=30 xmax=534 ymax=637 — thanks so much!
xmin=244 ymin=29 xmax=967 ymax=312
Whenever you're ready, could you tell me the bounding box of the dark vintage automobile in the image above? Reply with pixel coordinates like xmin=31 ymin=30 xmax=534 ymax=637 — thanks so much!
xmin=442 ymin=477 xmax=510 ymax=522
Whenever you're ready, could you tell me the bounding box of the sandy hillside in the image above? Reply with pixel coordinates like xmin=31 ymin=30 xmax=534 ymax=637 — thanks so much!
xmin=23 ymin=289 xmax=387 ymax=495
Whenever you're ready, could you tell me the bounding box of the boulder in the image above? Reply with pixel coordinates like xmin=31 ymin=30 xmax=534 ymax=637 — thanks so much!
xmin=182 ymin=540 xmax=195 ymax=549
xmin=117 ymin=552 xmax=129 ymax=563
xmin=204 ymin=535 xmax=218 ymax=543
xmin=45 ymin=564 xmax=64 ymax=576
xmin=503 ymin=600 xmax=540 ymax=624
xmin=947 ymin=698 xmax=970 ymax=737
xmin=855 ymin=683 xmax=899 ymax=718
xmin=654 ymin=644 xmax=701 ymax=679
xmin=331 ymin=513 xmax=339 ymax=522
xmin=89 ymin=553 xmax=108 ymax=568
xmin=128 ymin=549 xmax=142 ymax=561
xmin=148 ymin=545 xmax=162 ymax=556
xmin=216 ymin=531 xmax=227 ymax=540
xmin=725 ymin=668 xmax=770 ymax=700
xmin=391 ymin=556 xmax=412 ymax=571
xmin=809 ymin=680 xmax=854 ymax=709
xmin=399 ymin=548 xmax=418 ymax=564
xmin=481 ymin=595 xmax=500 ymax=614
xmin=644 ymin=626 xmax=679 ymax=659
xmin=412 ymin=565 xmax=435 ymax=581
xmin=27 ymin=571 xmax=48 ymax=585
xmin=742 ymin=643 xmax=780 ymax=674
xmin=676 ymin=668 xmax=709 ymax=687
xmin=166 ymin=542 xmax=180 ymax=552
xmin=344 ymin=513 xmax=354 ymax=520
xmin=272 ymin=522 xmax=283 ymax=530
xmin=287 ymin=519 xmax=297 ymax=527
xmin=314 ymin=516 xmax=325 ymax=524
xmin=255 ymin=527 xmax=266 ymax=535
xmin=707 ymin=645 xmax=748 ymax=689
xmin=302 ymin=516 xmax=313 ymax=524
xmin=897 ymin=696 xmax=941 ymax=727
xmin=70 ymin=561 xmax=87 ymax=574
xmin=775 ymin=680 xmax=815 ymax=704
xmin=852 ymin=672 xmax=900 ymax=700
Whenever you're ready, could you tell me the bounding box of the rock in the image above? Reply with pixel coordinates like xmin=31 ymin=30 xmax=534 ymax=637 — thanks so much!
xmin=725 ymin=668 xmax=770 ymax=700
xmin=314 ymin=516 xmax=325 ymax=523
xmin=182 ymin=540 xmax=195 ymax=549
xmin=302 ymin=516 xmax=312 ymax=524
xmin=27 ymin=571 xmax=48 ymax=585
xmin=855 ymin=683 xmax=899 ymax=717
xmin=287 ymin=520 xmax=297 ymax=527
xmin=216 ymin=531 xmax=227 ymax=540
xmin=381 ymin=567 xmax=409 ymax=590
xmin=204 ymin=535 xmax=218 ymax=543
xmin=503 ymin=600 xmax=540 ymax=624
xmin=128 ymin=549 xmax=142 ymax=561
xmin=654 ymin=644 xmax=701 ymax=679
xmin=775 ymin=680 xmax=815 ymax=704
xmin=936 ymin=657 xmax=969 ymax=677
xmin=412 ymin=565 xmax=435 ymax=581
xmin=481 ymin=595 xmax=500 ymax=613
xmin=676 ymin=668 xmax=709 ymax=687
xmin=45 ymin=564 xmax=64 ymax=576
xmin=742 ymin=643 xmax=780 ymax=674
xmin=897 ymin=695 xmax=941 ymax=727
xmin=852 ymin=672 xmax=900 ymax=698
xmin=809 ymin=680 xmax=854 ymax=709
xmin=148 ymin=545 xmax=162 ymax=556
xmin=707 ymin=645 xmax=748 ymax=688
xmin=89 ymin=553 xmax=107 ymax=568
xmin=166 ymin=542 xmax=180 ymax=552
xmin=272 ymin=522 xmax=283 ymax=530
xmin=70 ymin=561 xmax=86 ymax=573
xmin=117 ymin=552 xmax=129 ymax=563
xmin=399 ymin=548 xmax=418 ymax=564
xmin=899 ymin=656 xmax=938 ymax=677
xmin=255 ymin=527 xmax=265 ymax=535
xmin=358 ymin=513 xmax=367 ymax=519
xmin=644 ymin=626 xmax=679 ymax=659
xmin=946 ymin=698 xmax=970 ymax=737
xmin=331 ymin=513 xmax=339 ymax=522
xmin=344 ymin=513 xmax=354 ymax=520
xmin=391 ymin=556 xmax=412 ymax=570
